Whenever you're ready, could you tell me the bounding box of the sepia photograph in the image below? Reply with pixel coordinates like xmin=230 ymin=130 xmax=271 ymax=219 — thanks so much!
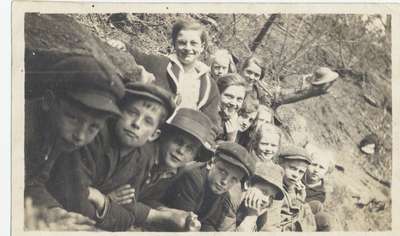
xmin=12 ymin=1 xmax=397 ymax=233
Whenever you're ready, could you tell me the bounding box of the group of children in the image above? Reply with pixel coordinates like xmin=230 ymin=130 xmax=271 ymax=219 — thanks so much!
xmin=25 ymin=17 xmax=338 ymax=232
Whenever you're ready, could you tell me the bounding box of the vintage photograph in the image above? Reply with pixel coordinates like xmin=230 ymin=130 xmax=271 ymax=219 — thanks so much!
xmin=17 ymin=3 xmax=393 ymax=232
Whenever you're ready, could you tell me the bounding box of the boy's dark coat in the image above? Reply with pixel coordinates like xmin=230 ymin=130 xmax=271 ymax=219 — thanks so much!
xmin=47 ymin=121 xmax=158 ymax=231
xmin=25 ymin=99 xmax=65 ymax=208
xmin=304 ymin=179 xmax=327 ymax=204
xmin=163 ymin=163 xmax=235 ymax=231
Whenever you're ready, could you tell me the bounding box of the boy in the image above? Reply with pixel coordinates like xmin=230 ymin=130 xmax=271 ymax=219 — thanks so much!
xmin=25 ymin=55 xmax=125 ymax=229
xmin=162 ymin=142 xmax=256 ymax=231
xmin=303 ymin=143 xmax=335 ymax=231
xmin=109 ymin=108 xmax=215 ymax=231
xmin=47 ymin=82 xmax=176 ymax=231
xmin=303 ymin=144 xmax=335 ymax=203
xmin=277 ymin=145 xmax=316 ymax=232
xmin=109 ymin=19 xmax=221 ymax=133
xmin=234 ymin=162 xmax=285 ymax=231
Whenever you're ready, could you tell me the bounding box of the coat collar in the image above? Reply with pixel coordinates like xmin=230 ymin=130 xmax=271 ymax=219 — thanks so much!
xmin=168 ymin=53 xmax=210 ymax=77
xmin=167 ymin=54 xmax=212 ymax=109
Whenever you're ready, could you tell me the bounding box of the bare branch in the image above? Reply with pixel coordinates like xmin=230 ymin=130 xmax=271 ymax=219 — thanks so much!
xmin=250 ymin=14 xmax=280 ymax=52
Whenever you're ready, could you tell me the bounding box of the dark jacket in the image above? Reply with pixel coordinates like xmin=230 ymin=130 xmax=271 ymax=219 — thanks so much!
xmin=137 ymin=162 xmax=184 ymax=209
xmin=163 ymin=163 xmax=235 ymax=231
xmin=126 ymin=46 xmax=221 ymax=134
xmin=47 ymin=121 xmax=158 ymax=231
xmin=304 ymin=179 xmax=327 ymax=204
xmin=25 ymin=99 xmax=65 ymax=208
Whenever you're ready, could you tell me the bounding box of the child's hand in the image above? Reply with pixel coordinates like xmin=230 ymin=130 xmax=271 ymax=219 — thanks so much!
xmin=106 ymin=39 xmax=127 ymax=51
xmin=225 ymin=112 xmax=240 ymax=137
xmin=242 ymin=187 xmax=272 ymax=216
xmin=107 ymin=184 xmax=136 ymax=205
xmin=136 ymin=65 xmax=156 ymax=84
xmin=46 ymin=207 xmax=96 ymax=231
xmin=185 ymin=212 xmax=201 ymax=231
xmin=88 ymin=187 xmax=106 ymax=210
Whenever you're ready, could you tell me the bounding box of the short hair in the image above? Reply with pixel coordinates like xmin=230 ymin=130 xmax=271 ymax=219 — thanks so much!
xmin=247 ymin=123 xmax=282 ymax=153
xmin=305 ymin=142 xmax=336 ymax=174
xmin=239 ymin=92 xmax=260 ymax=115
xmin=171 ymin=18 xmax=209 ymax=49
xmin=209 ymin=48 xmax=237 ymax=73
xmin=242 ymin=56 xmax=266 ymax=80
xmin=257 ymin=104 xmax=274 ymax=124
xmin=216 ymin=73 xmax=247 ymax=94
xmin=118 ymin=95 xmax=169 ymax=127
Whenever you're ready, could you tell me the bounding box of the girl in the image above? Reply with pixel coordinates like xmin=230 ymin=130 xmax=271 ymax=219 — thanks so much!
xmin=236 ymin=92 xmax=259 ymax=147
xmin=247 ymin=123 xmax=282 ymax=164
xmin=216 ymin=73 xmax=247 ymax=142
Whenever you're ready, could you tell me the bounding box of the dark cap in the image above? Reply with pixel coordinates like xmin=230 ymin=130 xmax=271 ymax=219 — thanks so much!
xmin=124 ymin=82 xmax=176 ymax=118
xmin=50 ymin=55 xmax=125 ymax=116
xmin=165 ymin=108 xmax=215 ymax=161
xmin=279 ymin=145 xmax=311 ymax=164
xmin=215 ymin=142 xmax=255 ymax=178
xmin=253 ymin=162 xmax=284 ymax=200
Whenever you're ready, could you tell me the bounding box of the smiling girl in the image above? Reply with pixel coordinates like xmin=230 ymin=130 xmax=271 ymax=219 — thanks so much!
xmin=216 ymin=73 xmax=247 ymax=141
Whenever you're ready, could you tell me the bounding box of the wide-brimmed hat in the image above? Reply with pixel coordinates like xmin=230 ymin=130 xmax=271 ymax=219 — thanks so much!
xmin=279 ymin=145 xmax=311 ymax=165
xmin=124 ymin=82 xmax=176 ymax=118
xmin=50 ymin=55 xmax=125 ymax=116
xmin=215 ymin=142 xmax=256 ymax=178
xmin=252 ymin=162 xmax=285 ymax=200
xmin=311 ymin=67 xmax=339 ymax=85
xmin=164 ymin=108 xmax=215 ymax=161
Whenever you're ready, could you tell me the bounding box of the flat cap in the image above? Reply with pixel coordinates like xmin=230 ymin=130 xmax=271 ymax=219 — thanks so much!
xmin=279 ymin=145 xmax=311 ymax=164
xmin=165 ymin=108 xmax=215 ymax=161
xmin=50 ymin=55 xmax=125 ymax=116
xmin=253 ymin=162 xmax=284 ymax=200
xmin=215 ymin=142 xmax=256 ymax=178
xmin=124 ymin=82 xmax=176 ymax=118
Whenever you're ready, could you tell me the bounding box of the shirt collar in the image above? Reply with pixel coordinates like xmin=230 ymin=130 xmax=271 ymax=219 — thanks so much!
xmin=168 ymin=53 xmax=210 ymax=77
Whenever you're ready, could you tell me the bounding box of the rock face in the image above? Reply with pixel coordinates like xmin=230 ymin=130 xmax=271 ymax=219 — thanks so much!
xmin=25 ymin=13 xmax=141 ymax=99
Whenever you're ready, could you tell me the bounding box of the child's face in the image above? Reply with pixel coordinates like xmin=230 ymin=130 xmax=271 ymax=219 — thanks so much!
xmin=50 ymin=98 xmax=109 ymax=152
xmin=115 ymin=99 xmax=164 ymax=149
xmin=255 ymin=132 xmax=280 ymax=161
xmin=208 ymin=159 xmax=245 ymax=195
xmin=238 ymin=111 xmax=258 ymax=132
xmin=220 ymin=85 xmax=246 ymax=119
xmin=242 ymin=62 xmax=262 ymax=84
xmin=161 ymin=130 xmax=201 ymax=169
xmin=174 ymin=30 xmax=204 ymax=66
xmin=281 ymin=159 xmax=308 ymax=188
xmin=257 ymin=109 xmax=273 ymax=128
xmin=306 ymin=156 xmax=330 ymax=183
xmin=211 ymin=57 xmax=230 ymax=79
xmin=253 ymin=181 xmax=280 ymax=211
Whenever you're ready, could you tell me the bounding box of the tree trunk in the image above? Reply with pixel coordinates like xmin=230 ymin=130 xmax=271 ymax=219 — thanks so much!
xmin=250 ymin=14 xmax=280 ymax=52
